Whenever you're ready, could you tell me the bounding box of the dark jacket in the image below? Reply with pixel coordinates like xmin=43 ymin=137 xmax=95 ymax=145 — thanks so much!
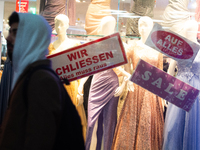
xmin=0 ymin=60 xmax=84 ymax=150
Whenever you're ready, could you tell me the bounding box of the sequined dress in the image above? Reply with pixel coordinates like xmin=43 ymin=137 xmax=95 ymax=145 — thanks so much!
xmin=112 ymin=41 xmax=164 ymax=150
xmin=163 ymin=51 xmax=200 ymax=150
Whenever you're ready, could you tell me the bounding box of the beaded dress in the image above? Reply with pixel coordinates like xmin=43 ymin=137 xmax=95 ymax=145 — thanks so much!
xmin=163 ymin=50 xmax=200 ymax=150
xmin=112 ymin=40 xmax=164 ymax=150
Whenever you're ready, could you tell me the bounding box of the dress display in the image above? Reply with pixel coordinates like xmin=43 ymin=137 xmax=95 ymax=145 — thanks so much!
xmin=161 ymin=0 xmax=190 ymax=35
xmin=86 ymin=69 xmax=119 ymax=150
xmin=163 ymin=52 xmax=200 ymax=150
xmin=85 ymin=0 xmax=111 ymax=35
xmin=126 ymin=0 xmax=155 ymax=36
xmin=162 ymin=23 xmax=200 ymax=149
xmin=40 ymin=0 xmax=66 ymax=30
xmin=112 ymin=41 xmax=164 ymax=150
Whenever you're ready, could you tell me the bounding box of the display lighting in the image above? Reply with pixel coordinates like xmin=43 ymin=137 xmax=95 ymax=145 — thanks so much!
xmin=76 ymin=0 xmax=86 ymax=2
xmin=29 ymin=7 xmax=36 ymax=14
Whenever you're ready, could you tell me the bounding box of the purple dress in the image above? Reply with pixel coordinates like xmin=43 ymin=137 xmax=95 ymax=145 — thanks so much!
xmin=86 ymin=69 xmax=119 ymax=150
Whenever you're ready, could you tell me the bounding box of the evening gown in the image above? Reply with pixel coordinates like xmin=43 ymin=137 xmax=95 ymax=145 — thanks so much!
xmin=85 ymin=0 xmax=111 ymax=35
xmin=163 ymin=51 xmax=200 ymax=150
xmin=112 ymin=41 xmax=164 ymax=150
xmin=86 ymin=69 xmax=120 ymax=150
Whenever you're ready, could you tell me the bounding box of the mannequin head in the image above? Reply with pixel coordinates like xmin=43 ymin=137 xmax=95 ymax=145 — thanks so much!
xmin=54 ymin=14 xmax=69 ymax=35
xmin=138 ymin=16 xmax=153 ymax=43
xmin=98 ymin=16 xmax=116 ymax=36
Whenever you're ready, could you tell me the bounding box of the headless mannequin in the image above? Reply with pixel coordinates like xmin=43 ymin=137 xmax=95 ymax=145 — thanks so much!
xmin=84 ymin=16 xmax=134 ymax=150
xmin=49 ymin=14 xmax=78 ymax=54
xmin=127 ymin=16 xmax=154 ymax=72
xmin=163 ymin=20 xmax=200 ymax=150
xmin=78 ymin=16 xmax=133 ymax=98
xmin=112 ymin=16 xmax=164 ymax=150
xmin=167 ymin=20 xmax=199 ymax=76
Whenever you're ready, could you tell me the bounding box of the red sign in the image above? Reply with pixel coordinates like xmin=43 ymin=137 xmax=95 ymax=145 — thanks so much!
xmin=131 ymin=59 xmax=199 ymax=112
xmin=145 ymin=23 xmax=200 ymax=67
xmin=16 ymin=0 xmax=29 ymax=13
xmin=151 ymin=31 xmax=193 ymax=59
xmin=47 ymin=32 xmax=127 ymax=82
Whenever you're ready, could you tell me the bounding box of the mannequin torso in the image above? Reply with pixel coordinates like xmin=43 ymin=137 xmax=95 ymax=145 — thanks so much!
xmin=49 ymin=14 xmax=79 ymax=55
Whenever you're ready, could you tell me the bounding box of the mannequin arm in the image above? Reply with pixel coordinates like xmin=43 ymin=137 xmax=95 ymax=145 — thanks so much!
xmin=167 ymin=59 xmax=177 ymax=76
xmin=76 ymin=77 xmax=89 ymax=106
xmin=78 ymin=77 xmax=89 ymax=95
xmin=114 ymin=76 xmax=128 ymax=97
xmin=114 ymin=66 xmax=132 ymax=79
xmin=114 ymin=62 xmax=135 ymax=97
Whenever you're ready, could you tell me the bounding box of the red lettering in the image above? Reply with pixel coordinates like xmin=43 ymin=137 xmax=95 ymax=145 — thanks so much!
xmin=105 ymin=51 xmax=114 ymax=59
xmin=67 ymin=53 xmax=77 ymax=61
xmin=86 ymin=58 xmax=92 ymax=65
xmin=56 ymin=68 xmax=62 ymax=75
xmin=75 ymin=61 xmax=79 ymax=69
xmin=77 ymin=51 xmax=81 ymax=59
xmin=99 ymin=53 xmax=106 ymax=61
xmin=80 ymin=49 xmax=88 ymax=57
xmin=92 ymin=56 xmax=99 ymax=63
xmin=69 ymin=64 xmax=76 ymax=71
xmin=62 ymin=65 xmax=70 ymax=73
xmin=79 ymin=60 xmax=86 ymax=68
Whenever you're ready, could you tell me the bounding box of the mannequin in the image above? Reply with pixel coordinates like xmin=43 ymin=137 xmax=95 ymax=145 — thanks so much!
xmin=48 ymin=14 xmax=87 ymax=142
xmin=49 ymin=14 xmax=79 ymax=54
xmin=84 ymin=0 xmax=112 ymax=119
xmin=126 ymin=0 xmax=155 ymax=36
xmin=163 ymin=20 xmax=200 ymax=150
xmin=161 ymin=0 xmax=190 ymax=35
xmin=85 ymin=0 xmax=111 ymax=35
xmin=112 ymin=16 xmax=164 ymax=150
xmin=83 ymin=16 xmax=134 ymax=150
xmin=40 ymin=0 xmax=66 ymax=30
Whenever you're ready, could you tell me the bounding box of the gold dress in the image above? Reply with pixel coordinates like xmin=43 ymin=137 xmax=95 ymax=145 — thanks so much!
xmin=48 ymin=43 xmax=87 ymax=142
xmin=112 ymin=41 xmax=164 ymax=150
xmin=85 ymin=0 xmax=111 ymax=35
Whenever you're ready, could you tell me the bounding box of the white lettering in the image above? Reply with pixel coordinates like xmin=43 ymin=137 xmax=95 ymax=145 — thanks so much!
xmin=172 ymin=46 xmax=178 ymax=54
xmin=177 ymin=40 xmax=183 ymax=46
xmin=177 ymin=49 xmax=183 ymax=55
xmin=164 ymin=83 xmax=174 ymax=95
xmin=151 ymin=78 xmax=162 ymax=88
xmin=142 ymin=71 xmax=152 ymax=81
xmin=157 ymin=39 xmax=163 ymax=46
xmin=165 ymin=35 xmax=171 ymax=42
xmin=176 ymin=89 xmax=188 ymax=100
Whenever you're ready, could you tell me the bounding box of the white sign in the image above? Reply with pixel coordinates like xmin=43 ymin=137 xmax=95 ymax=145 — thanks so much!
xmin=47 ymin=32 xmax=128 ymax=82
xmin=145 ymin=23 xmax=200 ymax=67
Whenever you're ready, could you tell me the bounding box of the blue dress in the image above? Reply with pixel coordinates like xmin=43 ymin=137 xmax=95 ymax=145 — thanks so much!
xmin=163 ymin=52 xmax=200 ymax=150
